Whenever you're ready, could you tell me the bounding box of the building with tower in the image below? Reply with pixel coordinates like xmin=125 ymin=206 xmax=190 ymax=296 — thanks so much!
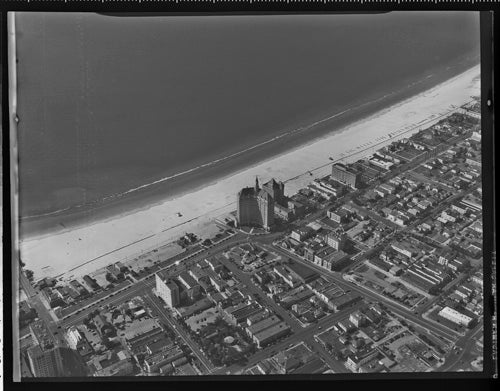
xmin=262 ymin=178 xmax=286 ymax=206
xmin=237 ymin=177 xmax=276 ymax=230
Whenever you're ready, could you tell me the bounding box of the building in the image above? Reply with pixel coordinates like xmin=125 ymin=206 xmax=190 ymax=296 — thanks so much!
xmin=274 ymin=203 xmax=294 ymax=221
xmin=329 ymin=291 xmax=362 ymax=311
xmin=246 ymin=315 xmax=281 ymax=338
xmin=188 ymin=266 xmax=208 ymax=283
xmin=26 ymin=320 xmax=63 ymax=377
xmin=349 ymin=310 xmax=366 ymax=328
xmin=345 ymin=348 xmax=379 ymax=373
xmin=273 ymin=265 xmax=301 ymax=288
xmin=326 ymin=229 xmax=347 ymax=251
xmin=252 ymin=322 xmax=291 ymax=348
xmin=327 ymin=207 xmax=350 ymax=223
xmin=223 ymin=302 xmax=262 ymax=325
xmin=438 ymin=306 xmax=473 ymax=327
xmin=143 ymin=346 xmax=185 ymax=374
xmin=178 ymin=271 xmax=200 ymax=300
xmin=291 ymin=226 xmax=315 ymax=242
xmin=262 ymin=178 xmax=286 ymax=206
xmin=236 ymin=177 xmax=276 ymax=230
xmin=331 ymin=163 xmax=361 ymax=189
xmin=27 ymin=320 xmax=85 ymax=377
xmin=155 ymin=271 xmax=180 ymax=308
xmin=246 ymin=310 xmax=271 ymax=326
xmin=82 ymin=275 xmax=101 ymax=291
xmin=369 ymin=156 xmax=394 ymax=171
xmin=65 ymin=326 xmax=83 ymax=350
xmin=391 ymin=241 xmax=418 ymax=259
xmin=472 ymin=271 xmax=484 ymax=287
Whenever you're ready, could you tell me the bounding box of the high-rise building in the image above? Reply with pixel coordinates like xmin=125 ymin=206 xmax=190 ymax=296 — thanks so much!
xmin=261 ymin=178 xmax=285 ymax=206
xmin=237 ymin=177 xmax=277 ymax=230
xmin=331 ymin=163 xmax=361 ymax=189
xmin=257 ymin=190 xmax=274 ymax=229
xmin=26 ymin=319 xmax=86 ymax=377
xmin=27 ymin=320 xmax=63 ymax=377
xmin=27 ymin=345 xmax=67 ymax=377
xmin=155 ymin=272 xmax=180 ymax=308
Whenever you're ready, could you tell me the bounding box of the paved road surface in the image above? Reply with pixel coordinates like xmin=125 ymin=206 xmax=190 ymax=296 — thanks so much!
xmin=143 ymin=290 xmax=215 ymax=373
xmin=268 ymin=243 xmax=460 ymax=343
xmin=439 ymin=322 xmax=483 ymax=372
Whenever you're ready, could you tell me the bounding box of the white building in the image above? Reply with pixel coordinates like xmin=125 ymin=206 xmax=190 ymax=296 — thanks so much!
xmin=438 ymin=306 xmax=473 ymax=327
xmin=156 ymin=272 xmax=180 ymax=308
xmin=326 ymin=230 xmax=346 ymax=251
xmin=65 ymin=326 xmax=83 ymax=350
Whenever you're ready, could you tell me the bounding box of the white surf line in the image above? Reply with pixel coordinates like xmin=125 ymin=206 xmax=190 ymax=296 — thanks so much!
xmin=19 ymin=69 xmax=432 ymax=221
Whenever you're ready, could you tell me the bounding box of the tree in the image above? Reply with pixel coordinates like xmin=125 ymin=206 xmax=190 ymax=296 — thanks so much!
xmin=105 ymin=273 xmax=116 ymax=283
xmin=25 ymin=269 xmax=34 ymax=282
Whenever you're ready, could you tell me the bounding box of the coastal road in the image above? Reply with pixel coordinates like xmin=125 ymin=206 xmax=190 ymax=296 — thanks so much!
xmin=60 ymin=280 xmax=156 ymax=328
xmin=58 ymin=233 xmax=252 ymax=325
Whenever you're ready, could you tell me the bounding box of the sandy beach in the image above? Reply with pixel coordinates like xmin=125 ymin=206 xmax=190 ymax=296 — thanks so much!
xmin=20 ymin=64 xmax=481 ymax=282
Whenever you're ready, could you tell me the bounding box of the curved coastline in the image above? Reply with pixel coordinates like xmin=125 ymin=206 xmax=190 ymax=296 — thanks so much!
xmin=20 ymin=61 xmax=481 ymax=281
xmin=20 ymin=58 xmax=480 ymax=242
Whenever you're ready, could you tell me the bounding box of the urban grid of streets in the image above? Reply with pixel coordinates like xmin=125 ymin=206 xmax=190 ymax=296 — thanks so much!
xmin=19 ymin=101 xmax=485 ymax=376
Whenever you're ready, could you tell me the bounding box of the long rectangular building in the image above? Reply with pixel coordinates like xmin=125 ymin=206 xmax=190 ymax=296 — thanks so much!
xmin=438 ymin=306 xmax=473 ymax=327
xmin=252 ymin=322 xmax=291 ymax=348
xmin=246 ymin=315 xmax=281 ymax=338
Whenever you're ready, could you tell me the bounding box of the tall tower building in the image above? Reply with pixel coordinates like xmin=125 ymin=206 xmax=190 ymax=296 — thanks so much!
xmin=262 ymin=178 xmax=285 ymax=206
xmin=155 ymin=272 xmax=180 ymax=308
xmin=237 ymin=187 xmax=261 ymax=227
xmin=26 ymin=319 xmax=86 ymax=377
xmin=236 ymin=177 xmax=283 ymax=230
xmin=27 ymin=320 xmax=63 ymax=377
xmin=257 ymin=189 xmax=274 ymax=229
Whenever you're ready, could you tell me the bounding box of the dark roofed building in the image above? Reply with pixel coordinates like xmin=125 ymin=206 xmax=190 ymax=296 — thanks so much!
xmin=262 ymin=178 xmax=286 ymax=206
xmin=286 ymin=262 xmax=319 ymax=284
xmin=331 ymin=163 xmax=361 ymax=189
xmin=237 ymin=177 xmax=281 ymax=230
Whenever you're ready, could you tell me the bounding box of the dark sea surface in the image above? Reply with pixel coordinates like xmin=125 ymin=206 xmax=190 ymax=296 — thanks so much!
xmin=15 ymin=12 xmax=480 ymax=236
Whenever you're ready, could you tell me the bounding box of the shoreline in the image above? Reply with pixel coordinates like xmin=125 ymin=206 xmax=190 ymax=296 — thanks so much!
xmin=20 ymin=56 xmax=478 ymax=241
xmin=20 ymin=63 xmax=481 ymax=282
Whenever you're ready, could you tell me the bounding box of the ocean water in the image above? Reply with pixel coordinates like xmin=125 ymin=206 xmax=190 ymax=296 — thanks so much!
xmin=15 ymin=12 xmax=480 ymax=225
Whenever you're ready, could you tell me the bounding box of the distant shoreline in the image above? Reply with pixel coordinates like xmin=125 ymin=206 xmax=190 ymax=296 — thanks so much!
xmin=19 ymin=58 xmax=479 ymax=242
